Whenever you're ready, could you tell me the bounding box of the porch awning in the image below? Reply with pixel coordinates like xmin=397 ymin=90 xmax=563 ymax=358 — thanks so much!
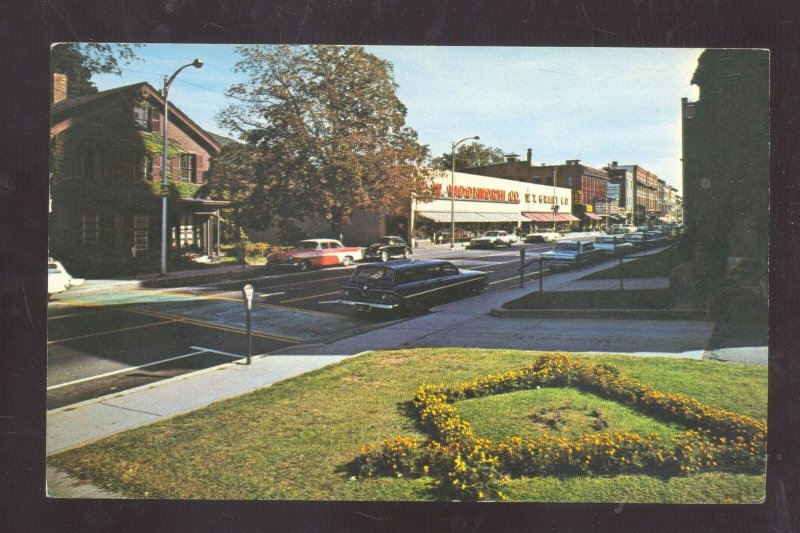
xmin=584 ymin=213 xmax=602 ymax=220
xmin=522 ymin=212 xmax=579 ymax=222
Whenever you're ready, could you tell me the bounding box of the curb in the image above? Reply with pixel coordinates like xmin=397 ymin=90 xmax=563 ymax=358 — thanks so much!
xmin=47 ymin=352 xmax=264 ymax=416
xmin=489 ymin=308 xmax=709 ymax=320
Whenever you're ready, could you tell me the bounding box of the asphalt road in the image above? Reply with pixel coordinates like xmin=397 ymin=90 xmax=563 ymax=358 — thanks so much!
xmin=46 ymin=241 xmax=571 ymax=409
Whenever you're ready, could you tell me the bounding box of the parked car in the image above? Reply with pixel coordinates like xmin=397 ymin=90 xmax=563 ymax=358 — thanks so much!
xmin=593 ymin=235 xmax=634 ymax=255
xmin=336 ymin=260 xmax=488 ymax=314
xmin=266 ymin=239 xmax=363 ymax=271
xmin=624 ymin=231 xmax=668 ymax=250
xmin=363 ymin=236 xmax=412 ymax=262
xmin=48 ymin=259 xmax=84 ymax=299
xmin=539 ymin=240 xmax=605 ymax=267
xmin=469 ymin=230 xmax=518 ymax=248
xmin=524 ymin=230 xmax=560 ymax=243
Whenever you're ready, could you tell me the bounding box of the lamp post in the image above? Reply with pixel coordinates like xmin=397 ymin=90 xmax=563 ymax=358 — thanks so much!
xmin=160 ymin=58 xmax=204 ymax=276
xmin=450 ymin=135 xmax=479 ymax=248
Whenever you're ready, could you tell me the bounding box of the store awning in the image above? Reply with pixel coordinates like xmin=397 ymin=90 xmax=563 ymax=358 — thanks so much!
xmin=584 ymin=213 xmax=602 ymax=221
xmin=417 ymin=212 xmax=527 ymax=223
xmin=609 ymin=214 xmax=626 ymax=222
xmin=522 ymin=212 xmax=579 ymax=222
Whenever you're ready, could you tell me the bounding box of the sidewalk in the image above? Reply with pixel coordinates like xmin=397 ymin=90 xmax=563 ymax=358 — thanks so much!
xmin=46 ymin=252 xmax=767 ymax=496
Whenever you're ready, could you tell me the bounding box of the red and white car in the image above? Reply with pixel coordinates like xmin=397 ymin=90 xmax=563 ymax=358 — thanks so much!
xmin=266 ymin=239 xmax=364 ymax=271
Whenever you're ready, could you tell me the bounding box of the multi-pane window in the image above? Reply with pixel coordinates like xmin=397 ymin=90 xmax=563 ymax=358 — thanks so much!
xmin=82 ymin=214 xmax=101 ymax=245
xmin=133 ymin=215 xmax=149 ymax=251
xmin=178 ymin=154 xmax=196 ymax=182
xmin=133 ymin=106 xmax=150 ymax=129
xmin=179 ymin=215 xmax=194 ymax=247
xmin=138 ymin=155 xmax=153 ymax=180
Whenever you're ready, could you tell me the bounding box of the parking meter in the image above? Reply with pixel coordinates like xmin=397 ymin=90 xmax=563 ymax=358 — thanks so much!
xmin=242 ymin=284 xmax=254 ymax=364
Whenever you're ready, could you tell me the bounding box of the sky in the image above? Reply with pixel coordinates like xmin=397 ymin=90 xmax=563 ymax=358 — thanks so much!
xmin=91 ymin=45 xmax=703 ymax=192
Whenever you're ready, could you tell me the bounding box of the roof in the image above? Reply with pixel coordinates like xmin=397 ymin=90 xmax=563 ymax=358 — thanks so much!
xmin=298 ymin=239 xmax=343 ymax=244
xmin=355 ymin=259 xmax=453 ymax=271
xmin=51 ymin=81 xmax=220 ymax=155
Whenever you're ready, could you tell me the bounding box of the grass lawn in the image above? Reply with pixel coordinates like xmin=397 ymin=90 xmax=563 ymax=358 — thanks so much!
xmin=48 ymin=349 xmax=767 ymax=502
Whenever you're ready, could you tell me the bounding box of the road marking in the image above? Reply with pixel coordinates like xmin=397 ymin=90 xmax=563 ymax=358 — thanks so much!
xmin=280 ymin=290 xmax=341 ymax=303
xmin=126 ymin=308 xmax=303 ymax=343
xmin=192 ymin=272 xmax=352 ymax=289
xmin=189 ymin=346 xmax=243 ymax=358
xmin=47 ymin=309 xmax=106 ymax=320
xmin=47 ymin=348 xmax=211 ymax=390
xmin=47 ymin=320 xmax=176 ymax=344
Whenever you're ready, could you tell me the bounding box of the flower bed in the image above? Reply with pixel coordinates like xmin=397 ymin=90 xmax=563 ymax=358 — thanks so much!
xmin=351 ymin=353 xmax=766 ymax=502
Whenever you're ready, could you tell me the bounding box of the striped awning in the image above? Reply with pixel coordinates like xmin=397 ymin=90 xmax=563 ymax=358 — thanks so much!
xmin=584 ymin=213 xmax=602 ymax=220
xmin=522 ymin=212 xmax=579 ymax=222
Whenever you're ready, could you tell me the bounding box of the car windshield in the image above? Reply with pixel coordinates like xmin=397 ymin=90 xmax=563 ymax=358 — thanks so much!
xmin=296 ymin=241 xmax=320 ymax=250
xmin=483 ymin=232 xmax=500 ymax=237
xmin=351 ymin=266 xmax=393 ymax=284
xmin=596 ymin=237 xmax=615 ymax=244
xmin=378 ymin=237 xmax=399 ymax=245
xmin=554 ymin=243 xmax=579 ymax=251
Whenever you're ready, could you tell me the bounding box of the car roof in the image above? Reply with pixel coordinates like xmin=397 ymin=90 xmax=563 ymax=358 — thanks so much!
xmin=299 ymin=239 xmax=340 ymax=244
xmin=354 ymin=259 xmax=454 ymax=271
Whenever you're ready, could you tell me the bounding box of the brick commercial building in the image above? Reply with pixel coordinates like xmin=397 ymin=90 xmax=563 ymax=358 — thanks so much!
xmin=465 ymin=152 xmax=608 ymax=229
xmin=50 ymin=78 xmax=228 ymax=275
xmin=681 ymin=49 xmax=769 ymax=300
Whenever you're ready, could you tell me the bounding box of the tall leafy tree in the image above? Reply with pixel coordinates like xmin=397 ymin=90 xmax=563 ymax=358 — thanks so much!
xmin=51 ymin=43 xmax=141 ymax=97
xmin=431 ymin=142 xmax=506 ymax=171
xmin=219 ymin=45 xmax=430 ymax=237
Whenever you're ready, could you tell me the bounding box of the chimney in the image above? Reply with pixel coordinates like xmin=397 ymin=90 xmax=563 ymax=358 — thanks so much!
xmin=526 ymin=148 xmax=532 ymax=164
xmin=612 ymin=160 xmax=618 ymax=167
xmin=52 ymin=73 xmax=68 ymax=103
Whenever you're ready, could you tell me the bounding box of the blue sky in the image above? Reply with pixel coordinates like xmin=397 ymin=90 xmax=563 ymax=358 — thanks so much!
xmin=92 ymin=45 xmax=702 ymax=191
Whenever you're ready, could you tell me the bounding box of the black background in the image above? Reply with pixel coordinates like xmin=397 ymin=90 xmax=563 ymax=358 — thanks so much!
xmin=2 ymin=1 xmax=798 ymax=531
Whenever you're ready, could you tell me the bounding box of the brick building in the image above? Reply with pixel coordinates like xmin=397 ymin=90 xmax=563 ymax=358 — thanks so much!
xmin=50 ymin=77 xmax=227 ymax=275
xmin=465 ymin=153 xmax=608 ymax=229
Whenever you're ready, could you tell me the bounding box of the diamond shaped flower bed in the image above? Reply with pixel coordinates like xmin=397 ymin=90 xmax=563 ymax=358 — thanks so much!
xmin=351 ymin=353 xmax=766 ymax=502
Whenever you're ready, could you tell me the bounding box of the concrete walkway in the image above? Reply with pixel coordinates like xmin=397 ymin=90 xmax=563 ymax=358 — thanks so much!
xmin=46 ymin=250 xmax=767 ymax=497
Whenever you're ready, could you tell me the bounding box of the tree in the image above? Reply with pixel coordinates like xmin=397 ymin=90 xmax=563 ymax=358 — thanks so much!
xmin=219 ymin=45 xmax=431 ymax=237
xmin=51 ymin=43 xmax=141 ymax=97
xmin=431 ymin=142 xmax=506 ymax=171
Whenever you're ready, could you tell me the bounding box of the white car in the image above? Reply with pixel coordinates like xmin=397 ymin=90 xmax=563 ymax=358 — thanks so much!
xmin=524 ymin=230 xmax=560 ymax=243
xmin=469 ymin=231 xmax=518 ymax=248
xmin=48 ymin=259 xmax=84 ymax=298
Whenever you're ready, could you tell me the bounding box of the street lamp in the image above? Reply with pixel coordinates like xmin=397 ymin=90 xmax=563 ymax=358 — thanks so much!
xmin=160 ymin=58 xmax=204 ymax=276
xmin=450 ymin=135 xmax=479 ymax=248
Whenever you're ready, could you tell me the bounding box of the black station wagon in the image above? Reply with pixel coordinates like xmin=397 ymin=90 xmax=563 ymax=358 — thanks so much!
xmin=336 ymin=260 xmax=488 ymax=314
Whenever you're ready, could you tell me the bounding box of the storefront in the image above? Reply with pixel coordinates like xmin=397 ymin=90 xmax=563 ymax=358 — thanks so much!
xmin=412 ymin=171 xmax=574 ymax=244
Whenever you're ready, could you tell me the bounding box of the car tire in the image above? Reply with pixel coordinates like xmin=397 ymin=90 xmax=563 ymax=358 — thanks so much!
xmin=380 ymin=250 xmax=389 ymax=262
xmin=341 ymin=256 xmax=353 ymax=266
xmin=298 ymin=260 xmax=311 ymax=271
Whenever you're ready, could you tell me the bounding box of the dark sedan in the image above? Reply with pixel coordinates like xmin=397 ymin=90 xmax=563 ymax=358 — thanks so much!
xmin=363 ymin=236 xmax=413 ymax=262
xmin=336 ymin=260 xmax=488 ymax=314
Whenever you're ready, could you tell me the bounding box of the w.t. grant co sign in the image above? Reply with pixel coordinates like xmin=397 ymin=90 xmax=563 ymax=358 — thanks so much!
xmin=432 ymin=183 xmax=520 ymax=203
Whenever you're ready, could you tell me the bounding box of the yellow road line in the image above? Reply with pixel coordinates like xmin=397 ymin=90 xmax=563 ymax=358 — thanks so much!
xmin=127 ymin=308 xmax=303 ymax=343
xmin=280 ymin=290 xmax=341 ymax=303
xmin=137 ymin=287 xmax=349 ymax=319
xmin=48 ymin=320 xmax=176 ymax=344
